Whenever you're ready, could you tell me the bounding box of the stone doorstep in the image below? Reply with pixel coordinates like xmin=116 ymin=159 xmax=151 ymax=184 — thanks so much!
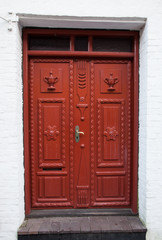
xmin=18 ymin=216 xmax=146 ymax=235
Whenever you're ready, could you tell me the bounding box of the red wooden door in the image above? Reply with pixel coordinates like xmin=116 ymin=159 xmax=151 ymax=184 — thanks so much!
xmin=30 ymin=57 xmax=132 ymax=209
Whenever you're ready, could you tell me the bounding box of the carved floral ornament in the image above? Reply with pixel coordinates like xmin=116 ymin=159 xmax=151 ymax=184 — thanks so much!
xmin=104 ymin=127 xmax=118 ymax=141
xmin=44 ymin=125 xmax=59 ymax=141
xmin=104 ymin=72 xmax=118 ymax=91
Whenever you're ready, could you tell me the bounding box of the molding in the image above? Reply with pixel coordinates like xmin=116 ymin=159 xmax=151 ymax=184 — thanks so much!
xmin=17 ymin=14 xmax=146 ymax=30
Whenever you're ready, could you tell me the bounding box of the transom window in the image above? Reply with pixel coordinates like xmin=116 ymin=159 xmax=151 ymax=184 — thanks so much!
xmin=28 ymin=34 xmax=133 ymax=52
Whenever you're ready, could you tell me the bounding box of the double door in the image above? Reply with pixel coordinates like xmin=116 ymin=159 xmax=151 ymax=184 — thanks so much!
xmin=29 ymin=57 xmax=132 ymax=209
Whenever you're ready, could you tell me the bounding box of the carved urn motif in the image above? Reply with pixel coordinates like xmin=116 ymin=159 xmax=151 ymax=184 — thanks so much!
xmin=104 ymin=72 xmax=118 ymax=91
xmin=44 ymin=71 xmax=58 ymax=90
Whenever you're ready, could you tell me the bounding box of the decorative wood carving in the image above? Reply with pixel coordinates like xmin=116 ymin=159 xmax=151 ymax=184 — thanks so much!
xmin=104 ymin=72 xmax=118 ymax=91
xmin=77 ymin=60 xmax=87 ymax=102
xmin=100 ymin=68 xmax=121 ymax=94
xmin=97 ymin=98 xmax=124 ymax=168
xmin=77 ymin=144 xmax=89 ymax=207
xmin=104 ymin=126 xmax=118 ymax=141
xmin=77 ymin=187 xmax=89 ymax=207
xmin=29 ymin=57 xmax=132 ymax=209
xmin=29 ymin=58 xmax=73 ymax=208
xmin=90 ymin=61 xmax=95 ymax=206
xmin=127 ymin=61 xmax=131 ymax=205
xmin=92 ymin=59 xmax=132 ymax=207
xmin=44 ymin=125 xmax=59 ymax=141
xmin=24 ymin=29 xmax=139 ymax=214
xmin=76 ymin=103 xmax=88 ymax=121
xmin=94 ymin=60 xmax=129 ymax=64
xmin=76 ymin=60 xmax=89 ymax=121
xmin=41 ymin=67 xmax=64 ymax=93
xmin=29 ymin=59 xmax=36 ymax=207
xmin=78 ymin=73 xmax=86 ymax=89
xmin=69 ymin=60 xmax=74 ymax=205
xmin=44 ymin=71 xmax=58 ymax=90
xmin=38 ymin=98 xmax=65 ymax=168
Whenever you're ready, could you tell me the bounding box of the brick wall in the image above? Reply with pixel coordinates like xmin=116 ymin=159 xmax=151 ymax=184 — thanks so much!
xmin=0 ymin=1 xmax=162 ymax=239
xmin=0 ymin=13 xmax=24 ymax=240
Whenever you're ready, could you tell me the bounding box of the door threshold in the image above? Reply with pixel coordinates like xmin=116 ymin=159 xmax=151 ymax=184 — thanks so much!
xmin=27 ymin=208 xmax=136 ymax=218
xmin=18 ymin=215 xmax=146 ymax=240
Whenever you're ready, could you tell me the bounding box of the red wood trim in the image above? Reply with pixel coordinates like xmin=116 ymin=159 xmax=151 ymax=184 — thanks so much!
xmin=23 ymin=31 xmax=31 ymax=215
xmin=24 ymin=28 xmax=139 ymax=37
xmin=70 ymin=36 xmax=75 ymax=51
xmin=88 ymin=36 xmax=93 ymax=51
xmin=27 ymin=51 xmax=134 ymax=58
xmin=23 ymin=28 xmax=139 ymax=215
xmin=131 ymin=33 xmax=139 ymax=214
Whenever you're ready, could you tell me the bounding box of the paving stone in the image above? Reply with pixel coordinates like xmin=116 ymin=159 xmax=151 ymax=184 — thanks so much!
xmin=80 ymin=217 xmax=91 ymax=232
xmin=38 ymin=221 xmax=53 ymax=234
xmin=59 ymin=218 xmax=71 ymax=232
xmin=18 ymin=215 xmax=147 ymax=240
xmin=28 ymin=222 xmax=42 ymax=234
xmin=70 ymin=218 xmax=81 ymax=232
xmin=51 ymin=221 xmax=60 ymax=233
xmin=127 ymin=216 xmax=146 ymax=232
xmin=90 ymin=217 xmax=103 ymax=232
xmin=18 ymin=220 xmax=30 ymax=235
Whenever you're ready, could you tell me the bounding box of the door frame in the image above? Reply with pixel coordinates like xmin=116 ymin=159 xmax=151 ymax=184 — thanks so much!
xmin=23 ymin=28 xmax=139 ymax=215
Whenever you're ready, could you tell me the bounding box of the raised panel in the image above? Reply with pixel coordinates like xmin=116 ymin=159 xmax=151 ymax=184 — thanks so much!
xmin=100 ymin=69 xmax=122 ymax=93
xmin=103 ymin=105 xmax=120 ymax=160
xmin=102 ymin=176 xmax=119 ymax=197
xmin=44 ymin=106 xmax=60 ymax=160
xmin=38 ymin=98 xmax=66 ymax=168
xmin=96 ymin=175 xmax=125 ymax=200
xmin=36 ymin=174 xmax=70 ymax=206
xmin=97 ymin=99 xmax=124 ymax=167
xmin=94 ymin=172 xmax=129 ymax=206
xmin=41 ymin=68 xmax=63 ymax=93
xmin=38 ymin=177 xmax=44 ymax=198
xmin=45 ymin=177 xmax=62 ymax=198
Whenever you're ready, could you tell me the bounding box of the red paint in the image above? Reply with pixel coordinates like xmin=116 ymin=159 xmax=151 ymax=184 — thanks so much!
xmin=23 ymin=29 xmax=139 ymax=214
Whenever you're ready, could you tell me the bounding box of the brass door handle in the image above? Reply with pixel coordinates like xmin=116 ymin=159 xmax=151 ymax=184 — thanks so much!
xmin=75 ymin=126 xmax=84 ymax=142
xmin=76 ymin=130 xmax=84 ymax=135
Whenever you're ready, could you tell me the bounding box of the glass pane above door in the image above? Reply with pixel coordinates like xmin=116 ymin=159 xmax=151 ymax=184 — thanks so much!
xmin=93 ymin=37 xmax=133 ymax=52
xmin=29 ymin=36 xmax=70 ymax=51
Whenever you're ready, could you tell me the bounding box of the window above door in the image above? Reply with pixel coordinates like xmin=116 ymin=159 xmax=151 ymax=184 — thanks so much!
xmin=27 ymin=30 xmax=134 ymax=52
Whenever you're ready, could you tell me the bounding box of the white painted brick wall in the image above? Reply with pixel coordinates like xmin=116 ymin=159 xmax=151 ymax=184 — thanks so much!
xmin=0 ymin=1 xmax=162 ymax=240
xmin=0 ymin=14 xmax=24 ymax=240
xmin=139 ymin=22 xmax=148 ymax=225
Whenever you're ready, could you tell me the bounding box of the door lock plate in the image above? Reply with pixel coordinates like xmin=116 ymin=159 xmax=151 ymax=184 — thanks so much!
xmin=75 ymin=125 xmax=80 ymax=142
xmin=75 ymin=126 xmax=85 ymax=142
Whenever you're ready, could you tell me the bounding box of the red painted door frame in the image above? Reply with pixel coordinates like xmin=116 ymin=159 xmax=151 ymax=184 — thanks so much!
xmin=23 ymin=29 xmax=139 ymax=215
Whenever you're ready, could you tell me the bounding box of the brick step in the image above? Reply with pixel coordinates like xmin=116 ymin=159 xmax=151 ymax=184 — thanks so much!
xmin=18 ymin=216 xmax=146 ymax=240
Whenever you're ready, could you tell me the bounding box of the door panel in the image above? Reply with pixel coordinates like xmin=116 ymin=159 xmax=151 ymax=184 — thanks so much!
xmin=29 ymin=58 xmax=132 ymax=209
xmin=38 ymin=99 xmax=65 ymax=167
xmin=92 ymin=60 xmax=131 ymax=207
xmin=97 ymin=99 xmax=124 ymax=166
xmin=73 ymin=60 xmax=90 ymax=208
xmin=30 ymin=59 xmax=73 ymax=207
